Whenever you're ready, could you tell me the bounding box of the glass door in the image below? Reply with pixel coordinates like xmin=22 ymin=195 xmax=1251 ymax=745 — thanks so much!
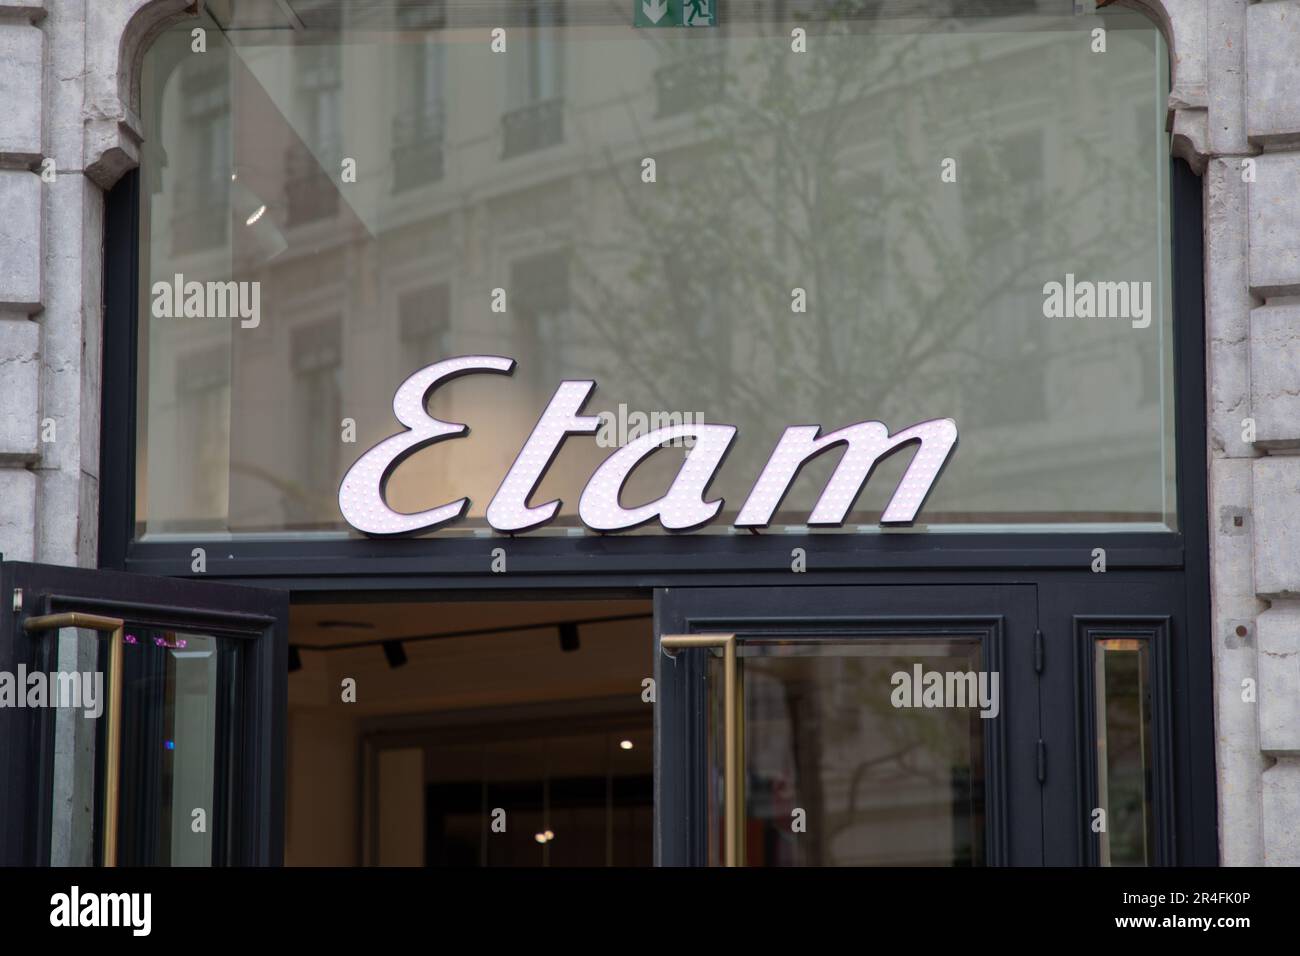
xmin=655 ymin=585 xmax=1041 ymax=866
xmin=0 ymin=561 xmax=286 ymax=866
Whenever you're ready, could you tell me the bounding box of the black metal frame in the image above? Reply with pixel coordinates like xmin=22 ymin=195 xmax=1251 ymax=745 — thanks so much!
xmin=0 ymin=561 xmax=287 ymax=866
xmin=98 ymin=136 xmax=1214 ymax=867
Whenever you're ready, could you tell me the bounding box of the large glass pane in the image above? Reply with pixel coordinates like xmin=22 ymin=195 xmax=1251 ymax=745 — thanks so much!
xmin=137 ymin=2 xmax=1175 ymax=539
xmin=709 ymin=637 xmax=988 ymax=866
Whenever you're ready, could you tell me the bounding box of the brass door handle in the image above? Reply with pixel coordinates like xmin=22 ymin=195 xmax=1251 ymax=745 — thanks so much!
xmin=661 ymin=633 xmax=740 ymax=867
xmin=24 ymin=612 xmax=126 ymax=868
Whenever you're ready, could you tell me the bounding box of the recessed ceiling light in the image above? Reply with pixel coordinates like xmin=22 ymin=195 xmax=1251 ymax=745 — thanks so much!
xmin=620 ymin=739 xmax=634 ymax=751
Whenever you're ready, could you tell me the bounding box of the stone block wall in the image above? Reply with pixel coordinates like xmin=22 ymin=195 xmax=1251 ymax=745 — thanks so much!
xmin=1241 ymin=0 xmax=1300 ymax=867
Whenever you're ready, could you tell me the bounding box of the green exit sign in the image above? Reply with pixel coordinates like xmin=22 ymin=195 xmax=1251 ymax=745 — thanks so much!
xmin=635 ymin=0 xmax=717 ymax=27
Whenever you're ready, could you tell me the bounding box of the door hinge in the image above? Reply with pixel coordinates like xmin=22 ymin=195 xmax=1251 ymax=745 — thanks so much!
xmin=1036 ymin=739 xmax=1047 ymax=784
xmin=1033 ymin=628 xmax=1044 ymax=674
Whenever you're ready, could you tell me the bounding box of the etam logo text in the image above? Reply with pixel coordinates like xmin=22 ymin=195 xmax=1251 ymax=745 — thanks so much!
xmin=338 ymin=356 xmax=958 ymax=537
xmin=50 ymin=886 xmax=151 ymax=936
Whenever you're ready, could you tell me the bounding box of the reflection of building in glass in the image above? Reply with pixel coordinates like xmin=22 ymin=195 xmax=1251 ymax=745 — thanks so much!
xmin=172 ymin=61 xmax=231 ymax=256
xmin=290 ymin=319 xmax=343 ymax=526
xmin=137 ymin=8 xmax=1176 ymax=537
xmin=510 ymin=249 xmax=571 ymax=395
xmin=399 ymin=284 xmax=453 ymax=367
xmin=503 ymin=2 xmax=565 ymax=157
xmin=174 ymin=349 xmax=231 ymax=523
xmin=733 ymin=645 xmax=984 ymax=866
xmin=393 ymin=34 xmax=447 ymax=191
xmin=287 ymin=43 xmax=342 ymax=225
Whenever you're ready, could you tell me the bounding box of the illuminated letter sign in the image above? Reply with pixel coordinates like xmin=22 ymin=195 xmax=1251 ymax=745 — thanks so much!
xmin=338 ymin=358 xmax=957 ymax=537
xmin=734 ymin=418 xmax=958 ymax=528
xmin=579 ymin=423 xmax=737 ymax=532
xmin=487 ymin=381 xmax=601 ymax=533
xmin=337 ymin=355 xmax=514 ymax=536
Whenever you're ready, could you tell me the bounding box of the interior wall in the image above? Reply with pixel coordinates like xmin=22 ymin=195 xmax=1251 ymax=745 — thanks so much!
xmin=284 ymin=710 xmax=360 ymax=866
xmin=375 ymin=748 xmax=425 ymax=866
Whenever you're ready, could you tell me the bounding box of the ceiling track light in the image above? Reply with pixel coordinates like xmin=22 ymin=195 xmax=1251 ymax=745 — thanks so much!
xmin=383 ymin=640 xmax=408 ymax=668
xmin=289 ymin=612 xmax=650 ymax=654
xmin=558 ymin=621 xmax=580 ymax=653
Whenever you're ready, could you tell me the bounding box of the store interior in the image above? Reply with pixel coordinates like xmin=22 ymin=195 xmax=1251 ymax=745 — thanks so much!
xmin=284 ymin=596 xmax=654 ymax=866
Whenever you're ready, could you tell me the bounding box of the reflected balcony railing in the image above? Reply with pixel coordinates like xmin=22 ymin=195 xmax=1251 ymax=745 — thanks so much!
xmin=501 ymin=97 xmax=564 ymax=159
xmin=392 ymin=110 xmax=446 ymax=192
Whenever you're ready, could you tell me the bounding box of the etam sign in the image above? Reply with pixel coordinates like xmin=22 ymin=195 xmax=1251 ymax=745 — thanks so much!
xmin=338 ymin=356 xmax=958 ymax=537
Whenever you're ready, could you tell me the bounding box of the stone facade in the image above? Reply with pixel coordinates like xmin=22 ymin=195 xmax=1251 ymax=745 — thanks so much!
xmin=0 ymin=0 xmax=1296 ymax=863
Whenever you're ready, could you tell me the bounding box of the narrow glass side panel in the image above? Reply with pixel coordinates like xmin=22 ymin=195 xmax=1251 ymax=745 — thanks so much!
xmin=1094 ymin=636 xmax=1155 ymax=866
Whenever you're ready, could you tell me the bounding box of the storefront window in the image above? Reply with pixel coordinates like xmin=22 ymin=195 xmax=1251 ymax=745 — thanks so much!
xmin=137 ymin=2 xmax=1175 ymax=539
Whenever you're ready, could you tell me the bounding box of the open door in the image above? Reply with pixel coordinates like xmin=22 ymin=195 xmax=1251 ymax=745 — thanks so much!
xmin=0 ymin=561 xmax=286 ymax=867
xmin=654 ymin=585 xmax=1042 ymax=866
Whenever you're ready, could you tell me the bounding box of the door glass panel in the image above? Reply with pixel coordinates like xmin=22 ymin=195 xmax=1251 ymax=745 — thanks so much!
xmin=111 ymin=628 xmax=242 ymax=866
xmin=1093 ymin=636 xmax=1154 ymax=866
xmin=708 ymin=637 xmax=988 ymax=866
xmin=43 ymin=625 xmax=243 ymax=866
